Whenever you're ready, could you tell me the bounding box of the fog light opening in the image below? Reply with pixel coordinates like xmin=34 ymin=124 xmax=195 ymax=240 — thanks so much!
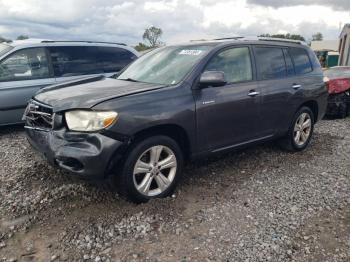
xmin=56 ymin=157 xmax=84 ymax=171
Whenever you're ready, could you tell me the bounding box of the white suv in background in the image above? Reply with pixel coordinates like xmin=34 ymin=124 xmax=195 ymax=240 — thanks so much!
xmin=0 ymin=39 xmax=139 ymax=126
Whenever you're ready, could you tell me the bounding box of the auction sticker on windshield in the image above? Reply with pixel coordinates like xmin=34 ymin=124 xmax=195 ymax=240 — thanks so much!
xmin=179 ymin=50 xmax=203 ymax=55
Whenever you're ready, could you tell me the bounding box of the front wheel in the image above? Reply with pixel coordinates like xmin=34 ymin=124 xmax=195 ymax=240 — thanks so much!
xmin=279 ymin=107 xmax=315 ymax=152
xmin=114 ymin=136 xmax=184 ymax=203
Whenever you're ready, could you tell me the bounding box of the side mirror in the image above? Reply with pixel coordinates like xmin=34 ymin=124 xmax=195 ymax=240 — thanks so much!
xmin=199 ymin=71 xmax=227 ymax=88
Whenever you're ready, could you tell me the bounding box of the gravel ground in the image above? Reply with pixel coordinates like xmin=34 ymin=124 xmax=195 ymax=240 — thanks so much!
xmin=0 ymin=119 xmax=350 ymax=261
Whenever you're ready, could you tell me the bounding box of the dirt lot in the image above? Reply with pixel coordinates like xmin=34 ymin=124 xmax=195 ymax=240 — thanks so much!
xmin=1 ymin=118 xmax=350 ymax=261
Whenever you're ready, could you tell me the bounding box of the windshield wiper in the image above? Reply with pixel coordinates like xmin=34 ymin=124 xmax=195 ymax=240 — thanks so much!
xmin=119 ymin=78 xmax=140 ymax=82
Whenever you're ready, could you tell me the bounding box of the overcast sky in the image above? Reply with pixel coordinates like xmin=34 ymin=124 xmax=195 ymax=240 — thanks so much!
xmin=0 ymin=0 xmax=349 ymax=45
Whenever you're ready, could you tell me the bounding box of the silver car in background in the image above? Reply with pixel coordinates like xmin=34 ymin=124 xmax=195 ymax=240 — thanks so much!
xmin=0 ymin=39 xmax=139 ymax=126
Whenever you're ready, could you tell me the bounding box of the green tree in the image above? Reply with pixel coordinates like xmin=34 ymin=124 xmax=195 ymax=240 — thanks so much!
xmin=312 ymin=32 xmax=323 ymax=41
xmin=16 ymin=35 xmax=29 ymax=40
xmin=134 ymin=42 xmax=151 ymax=52
xmin=0 ymin=36 xmax=12 ymax=43
xmin=143 ymin=26 xmax=163 ymax=48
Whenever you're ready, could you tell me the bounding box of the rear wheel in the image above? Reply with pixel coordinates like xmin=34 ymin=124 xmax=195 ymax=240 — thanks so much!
xmin=279 ymin=107 xmax=314 ymax=152
xmin=114 ymin=136 xmax=184 ymax=203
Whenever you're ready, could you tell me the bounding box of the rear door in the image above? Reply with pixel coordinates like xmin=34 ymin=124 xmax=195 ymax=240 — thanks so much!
xmin=254 ymin=46 xmax=300 ymax=135
xmin=0 ymin=47 xmax=55 ymax=125
xmin=48 ymin=46 xmax=137 ymax=84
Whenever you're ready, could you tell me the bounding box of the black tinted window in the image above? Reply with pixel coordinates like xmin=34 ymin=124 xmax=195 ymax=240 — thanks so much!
xmin=49 ymin=46 xmax=136 ymax=77
xmin=283 ymin=49 xmax=295 ymax=76
xmin=289 ymin=48 xmax=313 ymax=75
xmin=255 ymin=47 xmax=286 ymax=80
xmin=95 ymin=47 xmax=137 ymax=73
xmin=205 ymin=47 xmax=253 ymax=83
xmin=0 ymin=48 xmax=49 ymax=82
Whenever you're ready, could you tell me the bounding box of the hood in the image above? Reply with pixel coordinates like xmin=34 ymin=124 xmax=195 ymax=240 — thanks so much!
xmin=34 ymin=76 xmax=166 ymax=112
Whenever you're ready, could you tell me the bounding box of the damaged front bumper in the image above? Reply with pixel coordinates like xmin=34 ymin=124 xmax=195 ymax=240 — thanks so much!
xmin=25 ymin=127 xmax=125 ymax=179
xmin=23 ymin=99 xmax=128 ymax=179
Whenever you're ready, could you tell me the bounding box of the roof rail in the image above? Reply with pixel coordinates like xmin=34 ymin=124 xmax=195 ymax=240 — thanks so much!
xmin=190 ymin=36 xmax=244 ymax=42
xmin=256 ymin=37 xmax=306 ymax=45
xmin=213 ymin=36 xmax=245 ymax=41
xmin=190 ymin=36 xmax=307 ymax=45
xmin=41 ymin=40 xmax=127 ymax=46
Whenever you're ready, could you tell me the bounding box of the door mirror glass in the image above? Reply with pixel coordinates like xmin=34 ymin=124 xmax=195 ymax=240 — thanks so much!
xmin=199 ymin=71 xmax=227 ymax=87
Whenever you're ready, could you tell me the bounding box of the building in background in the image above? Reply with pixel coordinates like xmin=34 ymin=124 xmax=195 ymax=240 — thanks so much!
xmin=339 ymin=24 xmax=350 ymax=66
xmin=311 ymin=40 xmax=339 ymax=68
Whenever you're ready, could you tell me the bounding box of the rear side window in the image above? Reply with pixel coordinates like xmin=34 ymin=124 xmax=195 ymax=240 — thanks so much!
xmin=48 ymin=46 xmax=136 ymax=77
xmin=0 ymin=48 xmax=49 ymax=82
xmin=204 ymin=47 xmax=253 ymax=83
xmin=95 ymin=47 xmax=137 ymax=73
xmin=289 ymin=48 xmax=313 ymax=75
xmin=254 ymin=47 xmax=286 ymax=80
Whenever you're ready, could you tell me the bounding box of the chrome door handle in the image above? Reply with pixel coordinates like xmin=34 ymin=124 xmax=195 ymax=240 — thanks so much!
xmin=292 ymin=84 xmax=302 ymax=90
xmin=248 ymin=91 xmax=260 ymax=97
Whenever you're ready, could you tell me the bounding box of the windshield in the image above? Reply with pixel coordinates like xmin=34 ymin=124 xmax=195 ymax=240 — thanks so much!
xmin=0 ymin=43 xmax=13 ymax=57
xmin=324 ymin=67 xmax=350 ymax=79
xmin=117 ymin=45 xmax=211 ymax=85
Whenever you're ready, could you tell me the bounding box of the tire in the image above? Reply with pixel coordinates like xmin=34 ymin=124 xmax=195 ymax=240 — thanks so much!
xmin=113 ymin=135 xmax=184 ymax=203
xmin=279 ymin=107 xmax=315 ymax=152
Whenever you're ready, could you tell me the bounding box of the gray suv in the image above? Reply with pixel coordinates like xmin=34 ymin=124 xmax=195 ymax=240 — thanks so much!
xmin=0 ymin=40 xmax=138 ymax=126
xmin=24 ymin=37 xmax=328 ymax=203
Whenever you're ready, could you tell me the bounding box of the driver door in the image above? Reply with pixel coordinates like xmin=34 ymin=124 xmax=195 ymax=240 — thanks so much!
xmin=0 ymin=47 xmax=55 ymax=125
xmin=194 ymin=46 xmax=262 ymax=152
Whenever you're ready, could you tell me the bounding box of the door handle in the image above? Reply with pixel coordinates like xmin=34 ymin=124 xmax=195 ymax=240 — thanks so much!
xmin=292 ymin=84 xmax=302 ymax=90
xmin=248 ymin=91 xmax=260 ymax=97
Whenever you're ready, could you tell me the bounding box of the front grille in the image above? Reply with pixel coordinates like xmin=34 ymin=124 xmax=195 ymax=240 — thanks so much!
xmin=23 ymin=100 xmax=54 ymax=130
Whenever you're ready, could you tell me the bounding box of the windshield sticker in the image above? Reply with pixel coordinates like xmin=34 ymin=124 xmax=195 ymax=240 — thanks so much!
xmin=179 ymin=50 xmax=203 ymax=56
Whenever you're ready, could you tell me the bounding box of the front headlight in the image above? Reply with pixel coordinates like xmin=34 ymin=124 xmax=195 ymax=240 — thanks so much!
xmin=65 ymin=110 xmax=118 ymax=132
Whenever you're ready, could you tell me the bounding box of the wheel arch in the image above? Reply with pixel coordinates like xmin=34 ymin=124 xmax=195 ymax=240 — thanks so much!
xmin=130 ymin=124 xmax=191 ymax=162
xmin=299 ymin=100 xmax=319 ymax=122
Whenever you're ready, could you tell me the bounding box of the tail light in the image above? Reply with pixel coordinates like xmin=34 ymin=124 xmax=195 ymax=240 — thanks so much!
xmin=324 ymin=81 xmax=330 ymax=92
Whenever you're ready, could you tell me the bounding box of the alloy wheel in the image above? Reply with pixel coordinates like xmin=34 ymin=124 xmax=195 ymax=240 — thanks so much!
xmin=133 ymin=145 xmax=177 ymax=197
xmin=293 ymin=112 xmax=312 ymax=146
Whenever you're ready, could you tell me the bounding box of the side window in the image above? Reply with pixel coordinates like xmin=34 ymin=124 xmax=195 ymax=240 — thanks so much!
xmin=49 ymin=46 xmax=136 ymax=77
xmin=49 ymin=46 xmax=101 ymax=77
xmin=204 ymin=47 xmax=253 ymax=83
xmin=0 ymin=48 xmax=49 ymax=82
xmin=289 ymin=48 xmax=313 ymax=75
xmin=283 ymin=49 xmax=295 ymax=76
xmin=95 ymin=47 xmax=137 ymax=73
xmin=254 ymin=47 xmax=286 ymax=80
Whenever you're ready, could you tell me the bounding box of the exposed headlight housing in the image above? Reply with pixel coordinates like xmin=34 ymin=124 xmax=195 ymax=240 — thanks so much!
xmin=65 ymin=110 xmax=118 ymax=132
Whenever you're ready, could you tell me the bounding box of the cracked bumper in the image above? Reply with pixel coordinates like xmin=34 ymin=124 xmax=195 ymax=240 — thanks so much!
xmin=25 ymin=127 xmax=125 ymax=179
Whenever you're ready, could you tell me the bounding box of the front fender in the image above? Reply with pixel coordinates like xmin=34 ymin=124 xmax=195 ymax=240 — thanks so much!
xmin=93 ymin=85 xmax=197 ymax=149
